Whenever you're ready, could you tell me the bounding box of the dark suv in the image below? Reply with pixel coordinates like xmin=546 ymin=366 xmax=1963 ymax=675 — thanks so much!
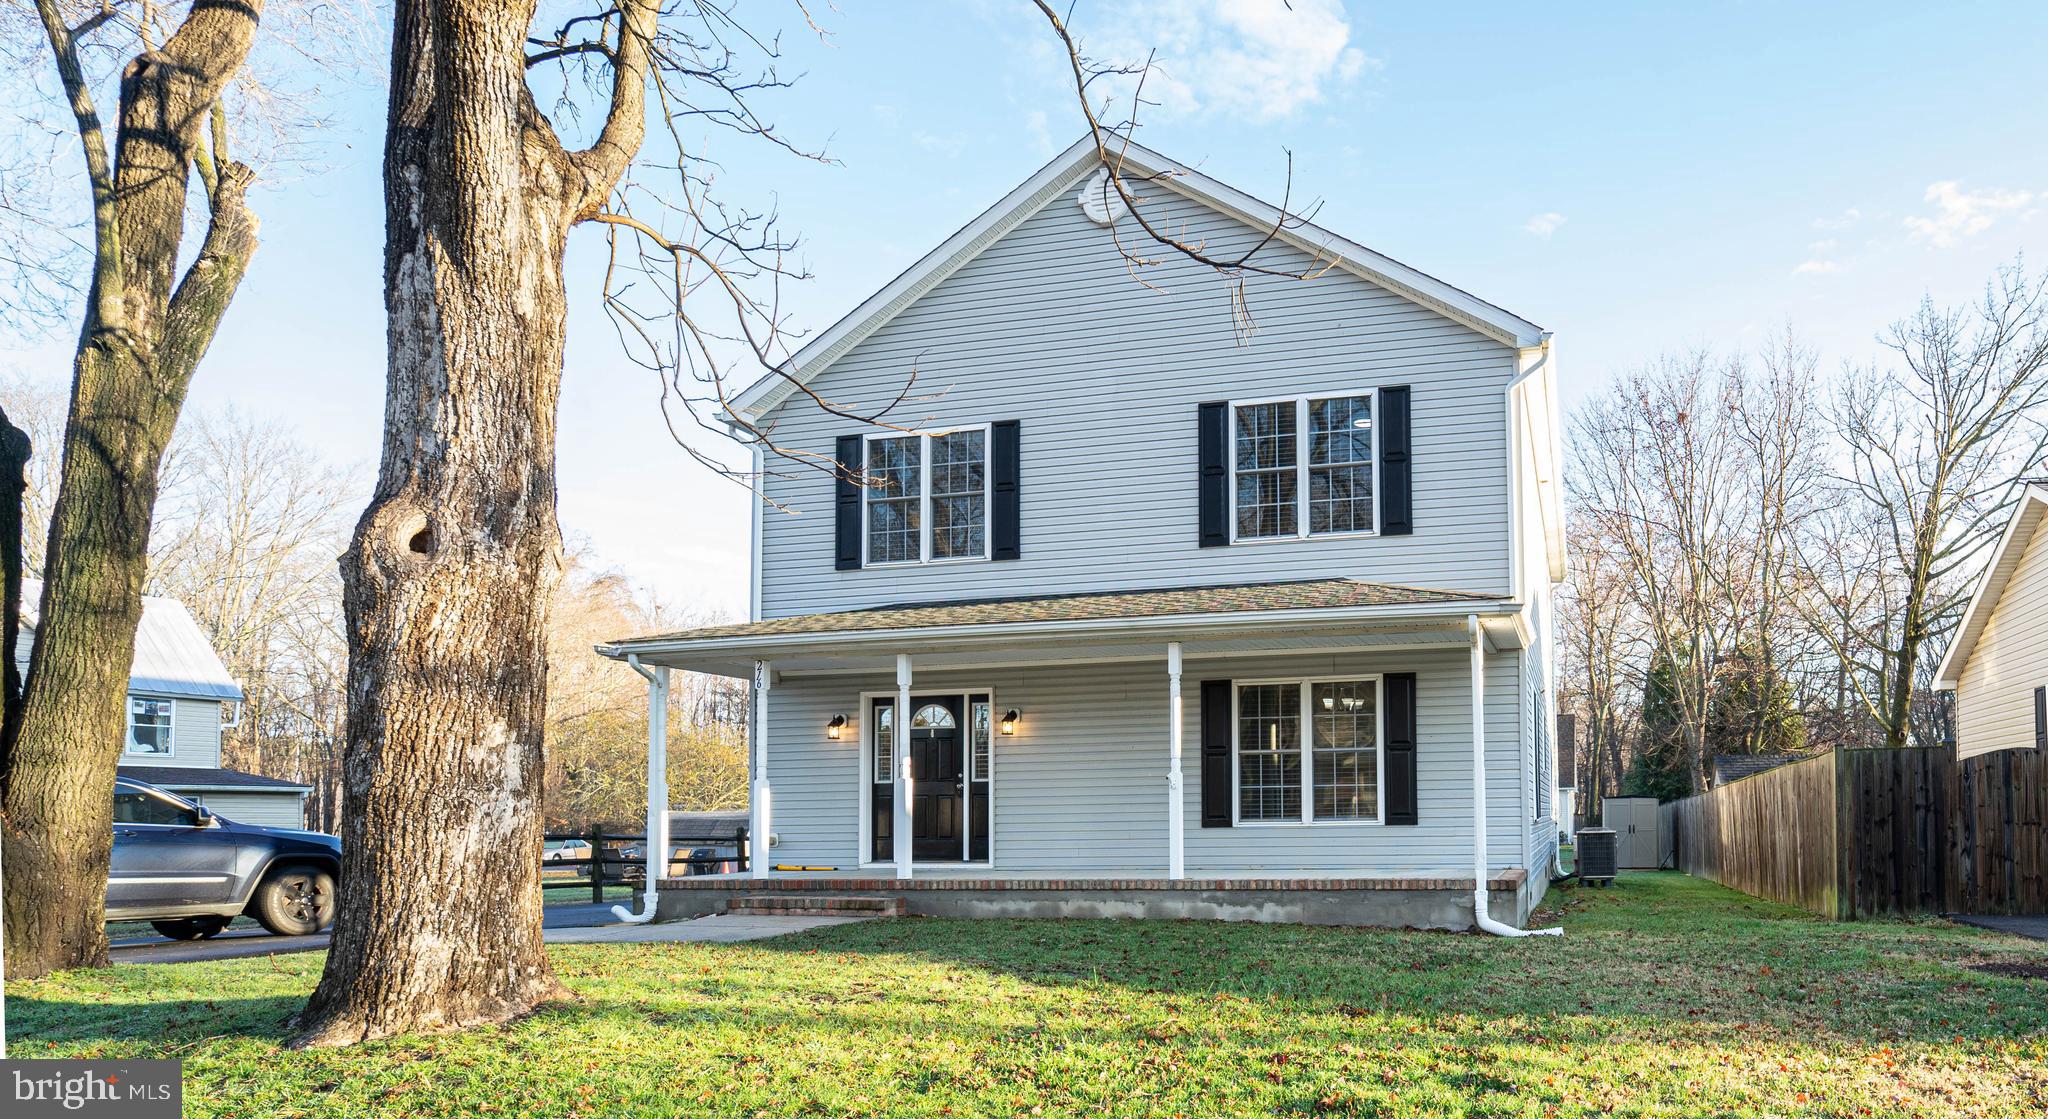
xmin=111 ymin=776 xmax=341 ymax=941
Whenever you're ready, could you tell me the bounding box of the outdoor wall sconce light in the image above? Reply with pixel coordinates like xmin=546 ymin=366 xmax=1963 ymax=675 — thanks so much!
xmin=826 ymin=714 xmax=848 ymax=741
xmin=1000 ymin=709 xmax=1021 ymax=736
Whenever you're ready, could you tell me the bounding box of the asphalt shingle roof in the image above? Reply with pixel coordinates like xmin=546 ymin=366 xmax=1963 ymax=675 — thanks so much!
xmin=612 ymin=578 xmax=1497 ymax=647
xmin=119 ymin=764 xmax=311 ymax=791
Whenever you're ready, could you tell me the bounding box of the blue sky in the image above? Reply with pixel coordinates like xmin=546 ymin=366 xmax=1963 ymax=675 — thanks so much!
xmin=11 ymin=1 xmax=2048 ymax=618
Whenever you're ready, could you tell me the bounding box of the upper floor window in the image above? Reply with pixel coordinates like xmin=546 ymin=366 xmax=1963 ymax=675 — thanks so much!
xmin=128 ymin=697 xmax=173 ymax=756
xmin=1231 ymin=393 xmax=1376 ymax=541
xmin=865 ymin=427 xmax=988 ymax=565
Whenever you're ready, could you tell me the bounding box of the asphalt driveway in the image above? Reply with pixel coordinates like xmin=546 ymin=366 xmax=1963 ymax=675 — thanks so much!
xmin=106 ymin=904 xmax=864 ymax=963
xmin=108 ymin=902 xmax=623 ymax=965
xmin=1952 ymin=914 xmax=2048 ymax=941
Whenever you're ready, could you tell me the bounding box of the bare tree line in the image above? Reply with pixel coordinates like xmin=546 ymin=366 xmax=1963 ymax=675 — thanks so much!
xmin=0 ymin=0 xmax=1347 ymax=1036
xmin=0 ymin=379 xmax=746 ymax=836
xmin=1562 ymin=263 xmax=2048 ymax=811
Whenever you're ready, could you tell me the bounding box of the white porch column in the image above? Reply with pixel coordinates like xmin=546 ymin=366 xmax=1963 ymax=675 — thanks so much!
xmin=616 ymin=654 xmax=670 ymax=923
xmin=751 ymin=659 xmax=773 ymax=880
xmin=1469 ymin=615 xmax=1489 ymax=914
xmin=646 ymin=664 xmax=671 ymax=891
xmin=1166 ymin=641 xmax=1185 ymax=880
xmin=894 ymin=654 xmax=914 ymax=880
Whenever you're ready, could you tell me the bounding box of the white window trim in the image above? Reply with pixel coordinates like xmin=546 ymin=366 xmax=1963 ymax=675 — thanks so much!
xmin=1230 ymin=675 xmax=1386 ymax=827
xmin=1225 ymin=390 xmax=1381 ymax=545
xmin=125 ymin=694 xmax=177 ymax=758
xmin=860 ymin=424 xmax=993 ymax=567
xmin=856 ymin=687 xmax=997 ymax=868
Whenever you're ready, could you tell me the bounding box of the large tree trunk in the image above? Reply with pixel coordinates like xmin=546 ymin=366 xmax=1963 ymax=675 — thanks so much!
xmin=289 ymin=0 xmax=653 ymax=1043
xmin=0 ymin=3 xmax=260 ymax=979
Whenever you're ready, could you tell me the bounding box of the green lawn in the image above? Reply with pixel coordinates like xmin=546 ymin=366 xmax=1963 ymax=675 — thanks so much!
xmin=13 ymin=873 xmax=2048 ymax=1117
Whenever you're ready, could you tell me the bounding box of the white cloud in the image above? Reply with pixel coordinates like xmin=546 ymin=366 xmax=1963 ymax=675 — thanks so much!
xmin=1904 ymin=181 xmax=2033 ymax=248
xmin=1081 ymin=0 xmax=1373 ymax=122
xmin=1523 ymin=212 xmax=1566 ymax=239
xmin=1811 ymin=208 xmax=1862 ymax=232
xmin=1793 ymin=259 xmax=1841 ymax=275
xmin=1025 ymin=110 xmax=1054 ymax=156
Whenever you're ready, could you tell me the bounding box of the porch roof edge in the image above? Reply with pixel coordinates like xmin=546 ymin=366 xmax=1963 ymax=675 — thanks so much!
xmin=597 ymin=596 xmax=1520 ymax=667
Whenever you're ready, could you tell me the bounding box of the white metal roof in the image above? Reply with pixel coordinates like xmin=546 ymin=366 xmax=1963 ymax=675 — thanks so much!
xmin=1935 ymin=484 xmax=2048 ymax=690
xmin=20 ymin=579 xmax=245 ymax=702
xmin=727 ymin=135 xmax=1550 ymax=422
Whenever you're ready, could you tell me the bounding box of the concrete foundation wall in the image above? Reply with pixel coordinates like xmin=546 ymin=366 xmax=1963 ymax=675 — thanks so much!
xmin=659 ymin=879 xmax=1532 ymax=931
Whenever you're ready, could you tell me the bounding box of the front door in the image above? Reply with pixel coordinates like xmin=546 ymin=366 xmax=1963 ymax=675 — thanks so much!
xmin=908 ymin=695 xmax=965 ymax=861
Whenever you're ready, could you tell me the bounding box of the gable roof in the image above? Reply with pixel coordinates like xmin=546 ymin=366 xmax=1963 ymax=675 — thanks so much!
xmin=1935 ymin=484 xmax=2048 ymax=690
xmin=728 ymin=136 xmax=1549 ymax=422
xmin=20 ymin=579 xmax=244 ymax=702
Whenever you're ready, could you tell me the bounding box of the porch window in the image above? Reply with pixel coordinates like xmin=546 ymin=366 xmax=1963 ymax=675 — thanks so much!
xmin=970 ymin=698 xmax=991 ymax=780
xmin=127 ymin=697 xmax=173 ymax=756
xmin=1236 ymin=678 xmax=1381 ymax=823
xmin=1231 ymin=393 xmax=1376 ymax=540
xmin=872 ymin=701 xmax=893 ymax=783
xmin=864 ymin=427 xmax=988 ymax=565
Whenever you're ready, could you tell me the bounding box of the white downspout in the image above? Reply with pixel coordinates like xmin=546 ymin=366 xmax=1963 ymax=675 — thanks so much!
xmin=1470 ymin=615 xmax=1562 ymax=938
xmin=614 ymin=654 xmax=670 ymax=924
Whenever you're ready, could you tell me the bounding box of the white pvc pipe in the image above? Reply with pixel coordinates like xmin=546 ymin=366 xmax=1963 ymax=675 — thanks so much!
xmin=1469 ymin=615 xmax=1563 ymax=938
xmin=614 ymin=654 xmax=670 ymax=924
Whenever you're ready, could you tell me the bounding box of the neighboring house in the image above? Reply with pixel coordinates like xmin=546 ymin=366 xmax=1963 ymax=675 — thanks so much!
xmin=1709 ymin=752 xmax=1814 ymax=786
xmin=16 ymin=581 xmax=310 ymax=827
xmin=1936 ymin=483 xmax=2048 ymax=758
xmin=1555 ymin=712 xmax=1576 ymax=843
xmin=601 ymin=138 xmax=1566 ymax=931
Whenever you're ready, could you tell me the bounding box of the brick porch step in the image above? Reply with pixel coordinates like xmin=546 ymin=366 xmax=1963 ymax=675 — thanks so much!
xmin=725 ymin=895 xmax=905 ymax=917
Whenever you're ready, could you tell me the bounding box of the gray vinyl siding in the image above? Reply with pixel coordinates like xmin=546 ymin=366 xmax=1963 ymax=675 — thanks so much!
xmin=185 ymin=790 xmax=306 ymax=829
xmin=167 ymin=697 xmax=223 ymax=768
xmin=756 ymin=175 xmax=1515 ymax=617
xmin=759 ymin=647 xmax=1528 ymax=876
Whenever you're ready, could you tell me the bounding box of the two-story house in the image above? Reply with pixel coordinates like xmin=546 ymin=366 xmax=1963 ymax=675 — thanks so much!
xmin=600 ymin=138 xmax=1565 ymax=932
xmin=17 ymin=581 xmax=310 ymax=827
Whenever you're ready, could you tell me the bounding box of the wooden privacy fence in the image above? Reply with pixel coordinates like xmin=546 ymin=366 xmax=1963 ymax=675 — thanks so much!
xmin=1663 ymin=747 xmax=2048 ymax=918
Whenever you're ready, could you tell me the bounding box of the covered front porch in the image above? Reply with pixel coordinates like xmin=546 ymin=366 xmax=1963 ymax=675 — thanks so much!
xmin=598 ymin=579 xmax=1548 ymax=930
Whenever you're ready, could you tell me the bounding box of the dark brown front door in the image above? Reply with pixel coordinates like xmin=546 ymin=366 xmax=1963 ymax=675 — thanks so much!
xmin=909 ymin=695 xmax=965 ymax=861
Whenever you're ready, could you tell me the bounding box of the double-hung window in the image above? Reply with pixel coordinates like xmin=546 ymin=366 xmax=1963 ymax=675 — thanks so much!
xmin=864 ymin=427 xmax=989 ymax=565
xmin=1231 ymin=392 xmax=1377 ymax=541
xmin=127 ymin=697 xmax=174 ymax=756
xmin=1234 ymin=678 xmax=1382 ymax=824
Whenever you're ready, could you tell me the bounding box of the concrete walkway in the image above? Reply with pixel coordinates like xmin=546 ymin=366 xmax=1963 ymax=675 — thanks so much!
xmin=1954 ymin=914 xmax=2048 ymax=941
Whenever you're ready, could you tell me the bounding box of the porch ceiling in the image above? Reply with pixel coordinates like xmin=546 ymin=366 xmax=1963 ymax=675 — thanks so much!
xmin=597 ymin=578 xmax=1521 ymax=677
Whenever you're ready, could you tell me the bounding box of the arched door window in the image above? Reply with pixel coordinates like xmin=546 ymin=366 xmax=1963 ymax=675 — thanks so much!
xmin=911 ymin=704 xmax=956 ymax=729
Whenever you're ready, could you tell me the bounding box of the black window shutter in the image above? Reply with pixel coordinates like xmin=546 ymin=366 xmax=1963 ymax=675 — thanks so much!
xmin=1200 ymin=679 xmax=1233 ymax=827
xmin=1380 ymin=385 xmax=1413 ymax=536
xmin=2036 ymin=686 xmax=2046 ymax=750
xmin=1198 ymin=401 xmax=1228 ymax=547
xmin=1385 ymin=672 xmax=1419 ymax=825
xmin=991 ymin=420 xmax=1021 ymax=561
xmin=834 ymin=435 xmax=863 ymax=571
